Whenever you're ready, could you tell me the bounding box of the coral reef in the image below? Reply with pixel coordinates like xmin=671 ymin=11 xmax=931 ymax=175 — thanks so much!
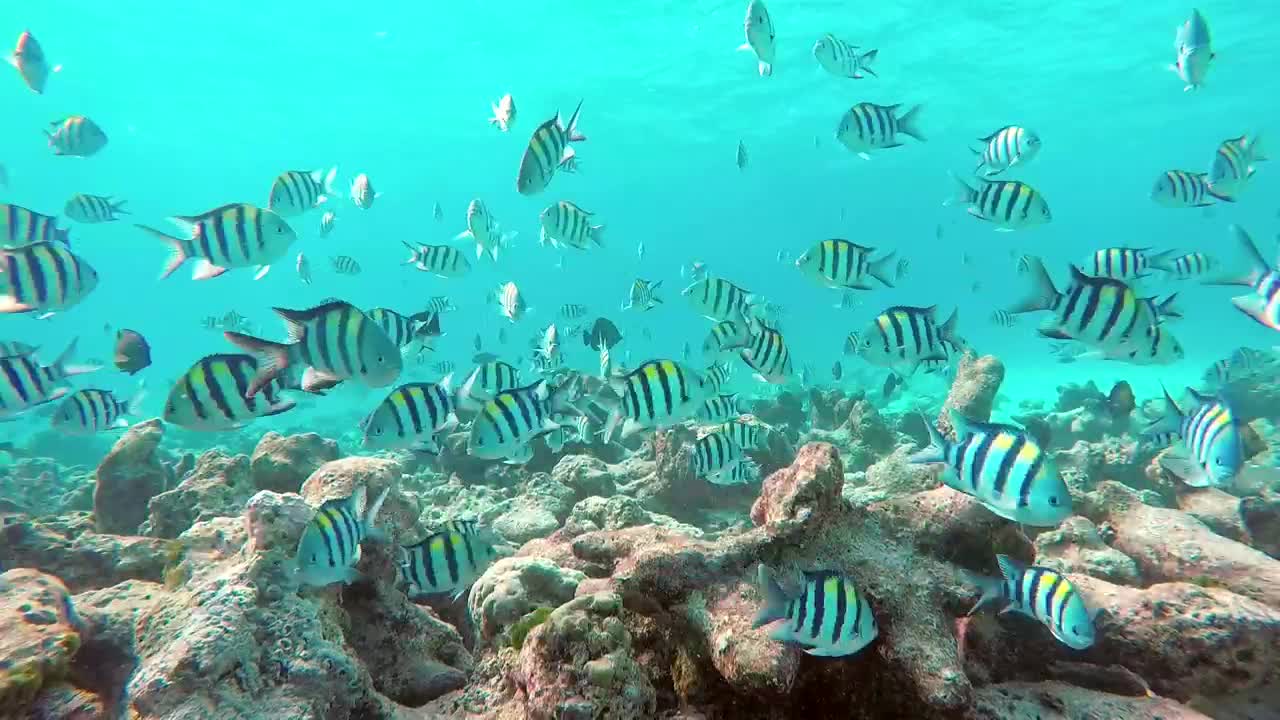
xmin=92 ymin=419 xmax=169 ymax=534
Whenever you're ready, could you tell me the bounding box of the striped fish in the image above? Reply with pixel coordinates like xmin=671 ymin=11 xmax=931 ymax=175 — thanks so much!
xmin=361 ymin=376 xmax=458 ymax=452
xmin=162 ymin=353 xmax=300 ymax=431
xmin=545 ymin=426 xmax=569 ymax=453
xmin=295 ymin=485 xmax=390 ymax=587
xmin=1150 ymin=251 xmax=1217 ymax=280
xmin=9 ymin=31 xmax=53 ymax=94
xmin=910 ymin=410 xmax=1071 ymax=526
xmin=425 ymin=296 xmax=456 ymax=313
xmin=539 ymin=200 xmax=605 ymax=250
xmin=224 ymin=300 xmax=402 ymax=397
xmin=330 ymin=255 xmax=361 ymax=275
xmin=702 ymin=320 xmax=751 ymax=362
xmin=1 ymin=204 xmax=71 ymax=248
xmin=697 ymin=394 xmax=744 ymax=423
xmin=989 ymin=309 xmax=1017 ymax=327
xmin=0 ymin=340 xmax=37 ymax=356
xmin=560 ymin=303 xmax=589 ymax=320
xmin=720 ymin=419 xmax=769 ymax=450
xmin=454 ymin=199 xmax=515 ymax=261
xmin=739 ymin=0 xmax=775 ymax=76
xmin=433 ymin=360 xmax=456 ymax=375
xmin=835 ymin=102 xmax=924 ymax=159
xmin=496 ymin=281 xmax=526 ymax=323
xmin=1144 ymin=386 xmax=1243 ymax=488
xmin=753 ymin=566 xmax=878 ymax=657
xmin=741 ymin=322 xmax=794 ymax=384
xmin=0 ymin=339 xmax=96 ymax=418
xmin=603 ymin=359 xmax=707 ymax=442
xmin=367 ymin=307 xmax=432 ymax=349
xmin=683 ymin=277 xmax=753 ymax=322
xmin=136 ymin=203 xmax=297 ymax=280
xmin=268 ymin=167 xmax=337 ymax=217
xmin=1082 ymin=247 xmax=1173 ymax=282
xmin=434 ymin=519 xmax=480 ymax=537
xmin=812 ymin=33 xmax=877 ymax=79
xmin=1150 ymin=169 xmax=1227 ymax=208
xmin=64 ymin=194 xmax=128 ymax=224
xmin=319 ymin=211 xmax=336 ymax=237
xmin=1206 ymin=225 xmax=1280 ymax=332
xmin=466 ymin=378 xmax=578 ymax=460
xmin=1011 ymin=258 xmax=1169 ymax=353
xmin=794 ymin=239 xmax=896 ymax=291
xmin=46 ymin=116 xmax=108 ymax=157
xmin=624 ymin=278 xmax=663 ymax=312
xmin=1096 ymin=323 xmax=1184 ymax=365
xmin=692 ymin=430 xmax=744 ymax=480
xmin=703 ymin=363 xmax=733 ymax=394
xmin=516 ymin=100 xmax=586 ymax=195
xmin=458 ymin=360 xmax=522 ymax=411
xmin=972 ymin=126 xmax=1040 ymax=177
xmin=965 ymin=555 xmax=1096 ymax=650
xmin=350 ymin=173 xmax=378 ymax=209
xmin=848 ymin=305 xmax=961 ymax=376
xmin=714 ymin=458 xmax=761 ymax=486
xmin=399 ymin=528 xmax=500 ymax=599
xmin=403 ymin=242 xmax=472 ymax=278
xmin=947 ymin=176 xmax=1051 ymax=231
xmin=1209 ymin=133 xmax=1267 ymax=199
xmin=0 ymin=241 xmax=98 ymax=316
xmin=52 ymin=388 xmax=137 ymax=435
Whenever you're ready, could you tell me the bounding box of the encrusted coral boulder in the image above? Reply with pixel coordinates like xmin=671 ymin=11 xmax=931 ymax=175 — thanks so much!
xmin=1034 ymin=516 xmax=1141 ymax=585
xmin=936 ymin=353 xmax=1005 ymax=439
xmin=142 ymin=449 xmax=254 ymax=539
xmin=250 ymin=431 xmax=340 ymax=493
xmin=844 ymin=445 xmax=941 ymax=507
xmin=550 ymin=454 xmax=617 ymax=499
xmin=969 ymin=681 xmax=1212 ymax=719
xmin=93 ymin=419 xmax=167 ymax=534
xmin=686 ymin=576 xmax=799 ymax=696
xmin=492 ymin=474 xmax=575 ymax=544
xmin=566 ymin=495 xmax=703 ymax=536
xmin=750 ymin=442 xmax=844 ymax=536
xmin=0 ymin=570 xmax=82 ymax=716
xmin=0 ymin=511 xmax=169 ymax=592
xmin=468 ymin=556 xmax=585 ymax=640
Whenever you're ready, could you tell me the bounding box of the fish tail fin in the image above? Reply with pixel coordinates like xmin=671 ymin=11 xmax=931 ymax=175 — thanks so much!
xmin=1206 ymin=225 xmax=1270 ymax=287
xmin=938 ymin=308 xmax=961 ymax=346
xmin=866 ymin=250 xmax=896 ymax=288
xmin=223 ymin=331 xmax=293 ymax=398
xmin=135 ymin=224 xmax=192 ymax=279
xmin=590 ymin=224 xmax=606 ymax=248
xmin=758 ymin=59 xmax=773 ymax=77
xmin=1008 ymin=256 xmax=1060 ymax=313
xmin=907 ymin=412 xmax=948 ymax=464
xmin=944 ymin=171 xmax=976 ymax=207
xmin=1143 ymin=384 xmax=1185 ymax=436
xmin=897 ymin=104 xmax=925 ymax=142
xmin=1156 ymin=293 xmax=1182 ymax=321
xmin=1145 ymin=248 xmax=1178 ymax=272
xmin=110 ymin=199 xmax=130 ymax=216
xmin=960 ymin=566 xmax=1007 ymax=616
xmin=401 ymin=240 xmax=420 ymax=265
xmin=858 ymin=49 xmax=878 ymax=76
xmin=364 ymin=484 xmax=391 ymax=533
xmin=1247 ymin=132 xmax=1268 ymax=163
xmin=751 ymin=565 xmax=790 ymax=628
xmin=50 ymin=337 xmax=100 ymax=378
xmin=564 ymin=99 xmax=586 ymax=142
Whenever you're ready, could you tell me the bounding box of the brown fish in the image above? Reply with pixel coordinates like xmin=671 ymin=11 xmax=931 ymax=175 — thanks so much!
xmin=7 ymin=31 xmax=55 ymax=94
xmin=1108 ymin=381 xmax=1136 ymax=419
xmin=114 ymin=329 xmax=151 ymax=375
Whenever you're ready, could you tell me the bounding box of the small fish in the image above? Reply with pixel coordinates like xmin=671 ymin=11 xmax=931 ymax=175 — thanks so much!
xmin=1209 ymin=134 xmax=1268 ymax=200
xmin=403 ymin=242 xmax=472 ymax=278
xmin=496 ymin=282 xmax=527 ymax=323
xmin=947 ymin=175 xmax=1051 ymax=231
xmin=692 ymin=430 xmax=744 ymax=480
xmin=319 ymin=210 xmax=336 ymax=237
xmin=848 ymin=305 xmax=961 ymax=377
xmin=1082 ymin=247 xmax=1173 ymax=283
xmin=753 ymin=566 xmax=878 ymax=657
xmin=683 ymin=277 xmax=753 ymax=322
xmin=433 ymin=361 xmax=456 ymax=376
xmin=350 ymin=173 xmax=380 ymax=209
xmin=46 ymin=116 xmax=108 ymax=157
xmin=834 ymin=291 xmax=859 ymax=311
xmin=53 ymin=389 xmax=139 ymax=434
xmin=425 ymin=296 xmax=457 ymax=313
xmin=715 ymin=459 xmax=761 ymax=485
xmin=539 ymin=201 xmax=605 ymax=250
xmin=399 ymin=528 xmax=500 ymax=599
xmin=458 ymin=361 xmax=522 ymax=411
xmin=516 ymin=101 xmax=586 ymax=195
xmin=972 ymin=126 xmax=1040 ymax=177
xmin=268 ymin=168 xmax=338 ymax=217
xmin=964 ymin=555 xmax=1096 ymax=649
xmin=489 ymin=93 xmax=517 ymax=132
xmin=1150 ymin=251 xmax=1217 ymax=280
xmin=473 ymin=334 xmax=482 ymax=352
xmin=1108 ymin=381 xmax=1135 ymax=420
xmin=697 ymin=394 xmax=744 ymax=423
xmin=831 ymin=361 xmax=842 ymax=380
xmin=538 ymin=323 xmax=562 ymax=368
xmin=1170 ymin=9 xmax=1214 ymax=91
xmin=295 ymin=485 xmax=390 ymax=587
xmin=135 ymin=203 xmax=297 ymax=281
xmin=0 ymin=242 xmax=98 ymax=316
xmin=911 ymin=410 xmax=1072 ymax=526
xmin=738 ymin=0 xmax=776 ymax=77
xmin=836 ymin=103 xmax=925 ymax=159
xmin=989 ymin=309 xmax=1017 ymax=327
xmin=1207 ymin=226 xmax=1280 ymax=333
xmin=161 ymin=353 xmax=299 ymax=431
xmin=560 ymin=303 xmax=589 ymax=320
xmin=454 ymin=199 xmax=515 ymax=262
xmin=113 ymin=329 xmax=151 ymax=375
xmin=1150 ymin=170 xmax=1228 ymax=208
xmin=598 ymin=341 xmax=611 ymax=378
xmin=0 ymin=339 xmax=97 ymax=419
xmin=223 ymin=300 xmax=402 ymax=396
xmin=624 ymin=279 xmax=664 ymax=312
xmin=602 ymin=359 xmax=707 ymax=441
xmin=296 ymin=253 xmax=312 ymax=284
xmin=740 ymin=322 xmax=794 ymax=384
xmin=736 ymin=141 xmax=748 ymax=170
xmin=704 ymin=363 xmax=733 ymax=394
xmin=682 ymin=341 xmax=692 ymax=362
xmin=467 ymin=378 xmax=578 ymax=459
xmin=64 ymin=194 xmax=128 ymax=223
xmin=584 ymin=317 xmax=623 ymax=350
xmin=362 ymin=376 xmax=459 ymax=452
xmin=794 ymin=239 xmax=896 ymax=290
xmin=331 ymin=255 xmax=361 ymax=275
xmin=433 ymin=202 xmax=443 ymax=222
xmin=7 ymin=31 xmax=57 ymax=94
xmin=367 ymin=307 xmax=436 ymax=348
xmin=1 ymin=204 xmax=71 ymax=247
xmin=812 ymin=33 xmax=877 ymax=79
xmin=637 ymin=241 xmax=645 ymax=262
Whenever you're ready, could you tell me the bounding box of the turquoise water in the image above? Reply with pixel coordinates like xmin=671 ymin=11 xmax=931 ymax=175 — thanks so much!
xmin=3 ymin=0 xmax=1279 ymax=437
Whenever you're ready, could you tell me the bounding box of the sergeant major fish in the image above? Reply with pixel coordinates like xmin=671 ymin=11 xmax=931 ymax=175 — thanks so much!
xmin=753 ymin=566 xmax=878 ymax=657
xmin=624 ymin=279 xmax=663 ymax=312
xmin=836 ymin=102 xmax=924 ymax=159
xmin=1207 ymin=225 xmax=1280 ymax=332
xmin=65 ymin=194 xmax=128 ymax=224
xmin=1144 ymin=386 xmax=1243 ymax=488
xmin=847 ymin=305 xmax=961 ymax=377
xmin=45 ymin=116 xmax=108 ymax=157
xmin=0 ymin=242 xmax=98 ymax=317
xmin=692 ymin=429 xmax=745 ymax=481
xmin=295 ymin=485 xmax=390 ymax=587
xmin=496 ymin=281 xmax=527 ymax=323
xmin=947 ymin=175 xmax=1051 ymax=231
xmin=52 ymin=388 xmax=141 ymax=435
xmin=972 ymin=126 xmax=1040 ymax=177
xmin=738 ymin=0 xmax=776 ymax=77
xmin=964 ymin=555 xmax=1097 ymax=649
xmin=683 ymin=276 xmax=753 ymax=322
xmin=540 ymin=201 xmax=605 ymax=250
xmin=456 ymin=360 xmax=522 ymax=411
xmin=1208 ymin=133 xmax=1267 ymax=200
xmin=350 ymin=173 xmax=380 ymax=209
xmin=1151 ymin=169 xmax=1229 ymax=208
xmin=489 ymin=93 xmax=516 ymax=132
xmin=399 ymin=527 xmax=501 ymax=599
xmin=268 ymin=167 xmax=339 ymax=217
xmin=362 ymin=376 xmax=459 ymax=453
xmin=135 ymin=203 xmax=297 ymax=281
xmin=467 ymin=378 xmax=578 ymax=460
xmin=403 ymin=242 xmax=472 ymax=278
xmin=516 ymin=100 xmax=586 ymax=195
xmin=812 ymin=33 xmax=877 ymax=79
xmin=1171 ymin=9 xmax=1214 ymax=91
xmin=1 ymin=203 xmax=72 ymax=247
xmin=162 ymin=353 xmax=301 ymax=431
xmin=602 ymin=359 xmax=706 ymax=441
xmin=794 ymin=239 xmax=897 ymax=291
xmin=740 ymin=322 xmax=794 ymax=384
xmin=455 ymin=199 xmax=516 ymax=261
xmin=0 ymin=339 xmax=97 ymax=419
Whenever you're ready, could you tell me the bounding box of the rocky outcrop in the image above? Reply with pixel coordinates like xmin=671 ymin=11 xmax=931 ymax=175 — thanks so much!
xmin=93 ymin=419 xmax=168 ymax=534
xmin=0 ymin=511 xmax=168 ymax=593
xmin=142 ymin=450 xmax=254 ymax=539
xmin=492 ymin=474 xmax=575 ymax=544
xmin=1034 ymin=516 xmax=1141 ymax=586
xmin=468 ymin=556 xmax=585 ymax=641
xmin=0 ymin=570 xmax=82 ymax=717
xmin=936 ymin=353 xmax=1005 ymax=439
xmin=250 ymin=431 xmax=340 ymax=493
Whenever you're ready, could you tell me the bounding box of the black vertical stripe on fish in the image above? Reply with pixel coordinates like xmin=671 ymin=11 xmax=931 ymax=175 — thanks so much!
xmin=639 ymin=375 xmax=657 ymax=421
xmin=1055 ymin=587 xmax=1074 ymax=634
xmin=992 ymin=434 xmax=1025 ymax=497
xmin=969 ymin=432 xmax=996 ymax=492
xmin=810 ymin=578 xmax=827 ymax=640
xmin=1041 ymin=574 xmax=1063 ymax=619
xmin=1097 ymin=288 xmax=1124 ymax=340
xmin=656 ymin=365 xmax=674 ymax=415
xmin=832 ymin=577 xmax=848 ymax=644
xmin=794 ymin=583 xmax=809 ymax=633
xmin=443 ymin=536 xmax=460 ymax=584
xmin=422 ymin=539 xmax=438 ymax=587
xmin=1017 ymin=450 xmax=1044 ymax=508
xmin=336 ymin=308 xmax=355 ymax=376
xmin=953 ymin=435 xmax=974 ymax=491
xmin=323 ymin=506 xmax=349 ymax=563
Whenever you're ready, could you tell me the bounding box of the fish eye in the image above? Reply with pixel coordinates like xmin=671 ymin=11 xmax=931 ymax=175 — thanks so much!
xmin=1048 ymin=495 xmax=1059 ymax=506
xmin=1215 ymin=458 xmax=1225 ymax=466
xmin=1070 ymin=625 xmax=1079 ymax=635
xmin=310 ymin=553 xmax=317 ymax=562
xmin=374 ymin=427 xmax=383 ymax=436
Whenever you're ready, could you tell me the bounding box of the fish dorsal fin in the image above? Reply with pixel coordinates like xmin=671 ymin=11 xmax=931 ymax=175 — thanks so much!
xmin=995 ymin=554 xmax=1025 ymax=584
xmin=1185 ymin=386 xmax=1217 ymax=407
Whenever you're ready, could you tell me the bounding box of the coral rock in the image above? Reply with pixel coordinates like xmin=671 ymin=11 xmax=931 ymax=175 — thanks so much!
xmin=690 ymin=578 xmax=799 ymax=696
xmin=250 ymin=431 xmax=340 ymax=494
xmin=566 ymin=495 xmax=703 ymax=536
xmin=0 ymin=511 xmax=169 ymax=593
xmin=1034 ymin=516 xmax=1141 ymax=585
xmin=492 ymin=474 xmax=575 ymax=544
xmin=550 ymin=455 xmax=617 ymax=499
xmin=845 ymin=445 xmax=942 ymax=507
xmin=468 ymin=556 xmax=585 ymax=640
xmin=300 ymin=456 xmax=417 ymax=542
xmin=968 ymin=681 xmax=1212 ymax=719
xmin=749 ymin=442 xmax=844 ymax=536
xmin=142 ymin=450 xmax=254 ymax=539
xmin=0 ymin=569 xmax=82 ymax=716
xmin=92 ymin=419 xmax=167 ymax=534
xmin=936 ymin=353 xmax=1005 ymax=439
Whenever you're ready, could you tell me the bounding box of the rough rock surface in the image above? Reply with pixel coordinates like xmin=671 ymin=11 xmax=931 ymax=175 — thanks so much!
xmin=550 ymin=454 xmax=617 ymax=499
xmin=749 ymin=442 xmax=845 ymax=534
xmin=250 ymin=431 xmax=340 ymax=493
xmin=0 ymin=511 xmax=168 ymax=593
xmin=468 ymin=556 xmax=585 ymax=641
xmin=936 ymin=353 xmax=1005 ymax=439
xmin=0 ymin=570 xmax=82 ymax=717
xmin=844 ymin=445 xmax=941 ymax=507
xmin=300 ymin=456 xmax=419 ymax=543
xmin=968 ymin=681 xmax=1212 ymax=719
xmin=92 ymin=419 xmax=168 ymax=534
xmin=565 ymin=494 xmax=703 ymax=536
xmin=492 ymin=474 xmax=575 ymax=544
xmin=142 ymin=449 xmax=254 ymax=539
xmin=1034 ymin=516 xmax=1141 ymax=585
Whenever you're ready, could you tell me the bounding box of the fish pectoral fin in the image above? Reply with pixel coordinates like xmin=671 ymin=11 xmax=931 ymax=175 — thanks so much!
xmin=254 ymin=265 xmax=272 ymax=281
xmin=803 ymin=646 xmax=852 ymax=658
xmin=192 ymin=260 xmax=229 ymax=281
xmin=1159 ymin=454 xmax=1212 ymax=487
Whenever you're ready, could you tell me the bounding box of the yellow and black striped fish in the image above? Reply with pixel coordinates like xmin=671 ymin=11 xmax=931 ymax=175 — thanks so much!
xmin=682 ymin=276 xmax=753 ymax=322
xmin=0 ymin=339 xmax=97 ymax=419
xmin=403 ymin=242 xmax=471 ymax=278
xmin=330 ymin=255 xmax=361 ymax=275
xmin=1150 ymin=169 xmax=1227 ymax=208
xmin=516 ymin=100 xmax=586 ymax=195
xmin=162 ymin=353 xmax=301 ymax=431
xmin=458 ymin=360 xmax=522 ymax=411
xmin=539 ymin=200 xmax=605 ymax=250
xmin=948 ymin=176 xmax=1051 ymax=231
xmin=398 ymin=528 xmax=500 ymax=599
xmin=624 ymin=278 xmax=663 ymax=312
xmin=362 ymin=377 xmax=458 ymax=451
xmin=702 ymin=320 xmax=751 ymax=361
xmin=52 ymin=388 xmax=137 ymax=434
xmin=64 ymin=194 xmax=128 ymax=224
xmin=467 ymin=378 xmax=577 ymax=460
xmin=1208 ymin=133 xmax=1267 ymax=199
xmin=0 ymin=242 xmax=98 ymax=316
xmin=794 ymin=239 xmax=896 ymax=291
xmin=135 ymin=203 xmax=297 ymax=280
xmin=1150 ymin=251 xmax=1217 ymax=280
xmin=1081 ymin=247 xmax=1172 ymax=282
xmin=603 ymin=359 xmax=706 ymax=441
xmin=741 ymin=322 xmax=793 ymax=383
xmin=697 ymin=393 xmax=744 ymax=422
xmin=692 ymin=429 xmax=744 ymax=480
xmin=972 ymin=125 xmax=1040 ymax=177
xmin=835 ymin=102 xmax=924 ymax=157
xmin=268 ymin=167 xmax=337 ymax=217
xmin=720 ymin=418 xmax=768 ymax=450
xmin=753 ymin=566 xmax=878 ymax=657
xmin=1 ymin=204 xmax=71 ymax=249
xmin=295 ymin=485 xmax=390 ymax=587
xmin=45 ymin=115 xmax=108 ymax=157
xmin=965 ymin=555 xmax=1096 ymax=649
